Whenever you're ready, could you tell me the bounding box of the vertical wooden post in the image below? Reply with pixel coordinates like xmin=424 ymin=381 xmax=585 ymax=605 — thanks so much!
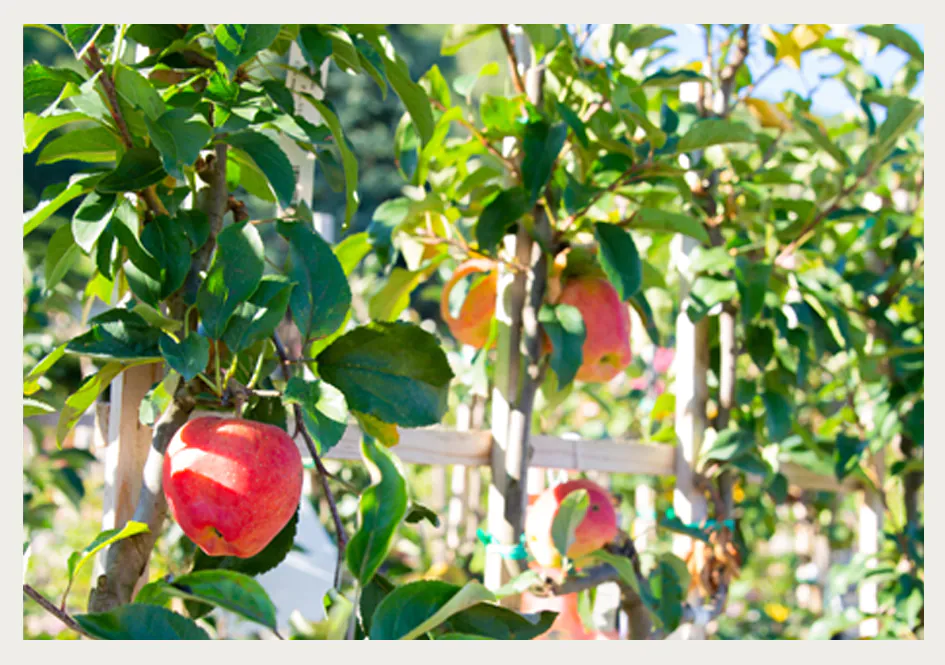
xmin=93 ymin=363 xmax=164 ymax=595
xmin=445 ymin=402 xmax=472 ymax=555
xmin=430 ymin=466 xmax=448 ymax=566
xmin=485 ymin=28 xmax=542 ymax=597
xmin=671 ymin=234 xmax=710 ymax=557
xmin=634 ymin=481 xmax=658 ymax=550
xmin=670 ymin=233 xmax=710 ymax=640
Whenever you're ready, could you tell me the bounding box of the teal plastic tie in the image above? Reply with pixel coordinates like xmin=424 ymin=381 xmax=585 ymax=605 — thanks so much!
xmin=477 ymin=529 xmax=530 ymax=561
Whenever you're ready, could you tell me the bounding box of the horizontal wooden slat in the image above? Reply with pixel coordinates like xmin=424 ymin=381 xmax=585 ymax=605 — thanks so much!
xmin=34 ymin=411 xmax=861 ymax=493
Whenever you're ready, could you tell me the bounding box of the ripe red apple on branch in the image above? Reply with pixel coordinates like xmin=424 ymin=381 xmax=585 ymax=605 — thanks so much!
xmin=163 ymin=417 xmax=303 ymax=558
xmin=522 ymin=478 xmax=621 ymax=639
xmin=440 ymin=250 xmax=634 ymax=383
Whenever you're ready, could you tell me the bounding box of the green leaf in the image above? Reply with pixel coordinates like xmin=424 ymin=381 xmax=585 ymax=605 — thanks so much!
xmin=398 ymin=581 xmax=496 ymax=641
xmin=701 ymin=429 xmax=754 ymax=464
xmin=113 ymin=63 xmax=166 ymax=121
xmin=214 ymin=24 xmax=281 ymax=74
xmin=592 ymin=550 xmax=641 ymax=596
xmin=225 ymin=131 xmax=295 ymax=209
xmin=633 ymin=208 xmax=709 ymax=244
xmin=444 ymin=605 xmax=557 ymax=640
xmin=159 ymin=333 xmax=209 ymax=382
xmin=359 ymin=573 xmax=395 ymax=636
xmin=617 ymin=25 xmax=675 ymax=54
xmin=320 ymin=25 xmax=361 ymax=74
xmin=196 ymin=221 xmax=264 ymax=339
xmin=794 ymin=113 xmax=851 ymax=168
xmin=476 ymin=188 xmax=528 ymax=253
xmin=736 ymin=258 xmax=772 ymax=323
xmin=538 ymin=303 xmax=585 ymax=388
xmin=277 ymin=220 xmax=351 ymax=342
xmin=147 ymin=109 xmax=212 ymax=178
xmin=642 ymin=68 xmax=708 ymax=88
xmin=594 ymin=222 xmax=642 ymax=301
xmin=301 ymin=96 xmax=359 ymax=227
xmin=379 ymin=45 xmax=435 ymax=148
xmin=834 ymin=434 xmax=867 ymax=481
xmin=452 ymin=62 xmax=500 ymax=103
xmin=334 ymin=232 xmax=371 ymax=276
xmin=62 ymin=24 xmax=104 ymax=57
xmin=745 ymin=325 xmax=774 ymax=371
xmin=96 ymin=146 xmax=168 ymax=193
xmin=686 ymin=275 xmax=737 ymax=322
xmin=296 ymin=26 xmax=333 ymax=70
xmin=677 ymin=118 xmax=755 ymax=153
xmin=859 ymin=98 xmax=923 ymax=174
xmin=24 ymin=343 xmax=68 ymax=396
xmin=346 ymin=436 xmax=409 ymax=585
xmin=556 ymin=102 xmax=588 ymax=148
xmin=24 ymin=398 xmax=56 ymax=418
xmin=629 ymin=290 xmax=660 ymax=345
xmin=23 ymin=63 xmax=84 ymax=115
xmin=56 ymin=361 xmax=125 ymax=447
xmin=71 ymin=191 xmax=116 ymax=254
xmin=440 ymin=25 xmax=498 ymax=55
xmin=404 ymin=502 xmax=440 ymax=528
xmin=283 ymin=377 xmax=348 ymax=455
xmin=37 ymin=126 xmax=118 ymax=165
xmin=369 ymin=580 xmax=457 ymax=640
xmin=45 ymin=224 xmax=81 ymax=291
xmin=859 ymin=25 xmax=923 ymax=62
xmin=220 ymin=276 xmax=293 ymax=353
xmin=25 ymin=174 xmax=102 ymax=237
xmin=316 ymin=322 xmax=454 ymax=428
xmin=192 ymin=507 xmax=299 ymax=578
xmin=762 ymin=390 xmax=792 ymax=442
xmin=124 ymin=214 xmax=193 ymax=306
xmin=139 ymin=372 xmax=177 ymax=427
xmin=368 ymin=267 xmax=424 ymax=322
xmin=551 ymin=488 xmax=589 ymax=561
xmin=23 ymin=111 xmax=90 ymax=153
xmin=158 ymin=570 xmax=278 ymax=631
xmin=645 ymin=554 xmax=689 ymax=631
xmin=521 ymin=120 xmax=567 ymax=206
xmin=75 ymin=605 xmax=210 ymax=640
xmin=66 ymin=309 xmax=163 ymax=361
xmin=64 ymin=521 xmax=149 ymax=605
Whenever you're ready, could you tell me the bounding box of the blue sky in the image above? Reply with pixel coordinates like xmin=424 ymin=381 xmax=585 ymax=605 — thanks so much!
xmin=652 ymin=24 xmax=923 ymax=125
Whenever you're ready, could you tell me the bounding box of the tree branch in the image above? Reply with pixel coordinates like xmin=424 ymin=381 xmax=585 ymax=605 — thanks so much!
xmin=83 ymin=44 xmax=168 ymax=218
xmin=24 ymin=584 xmax=93 ymax=639
xmin=498 ymin=25 xmax=527 ymax=95
xmin=87 ymin=383 xmax=198 ymax=613
xmin=719 ymin=25 xmax=750 ymax=116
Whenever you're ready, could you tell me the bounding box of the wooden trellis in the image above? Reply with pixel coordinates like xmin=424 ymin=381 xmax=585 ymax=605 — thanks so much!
xmin=77 ymin=30 xmax=885 ymax=641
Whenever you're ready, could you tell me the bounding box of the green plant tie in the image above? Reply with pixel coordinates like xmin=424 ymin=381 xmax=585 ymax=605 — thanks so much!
xmin=476 ymin=529 xmax=530 ymax=561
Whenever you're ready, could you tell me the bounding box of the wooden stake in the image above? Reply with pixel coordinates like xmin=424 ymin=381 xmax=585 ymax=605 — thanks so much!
xmin=93 ymin=363 xmax=163 ymax=597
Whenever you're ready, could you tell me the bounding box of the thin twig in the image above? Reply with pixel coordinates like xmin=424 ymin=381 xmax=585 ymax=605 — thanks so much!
xmin=498 ymin=25 xmax=527 ymax=95
xmin=430 ymin=99 xmax=521 ymax=178
xmin=24 ymin=584 xmax=93 ymax=639
xmin=272 ymin=332 xmax=348 ymax=590
xmin=83 ymin=45 xmax=168 ymax=218
xmin=557 ymin=164 xmax=651 ymax=233
xmin=774 ymin=162 xmax=878 ymax=266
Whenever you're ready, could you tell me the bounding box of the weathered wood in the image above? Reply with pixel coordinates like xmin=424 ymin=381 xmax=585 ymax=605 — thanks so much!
xmin=671 ymin=234 xmax=710 ymax=562
xmin=92 ymin=363 xmax=163 ymax=597
xmin=857 ymin=449 xmax=885 ymax=638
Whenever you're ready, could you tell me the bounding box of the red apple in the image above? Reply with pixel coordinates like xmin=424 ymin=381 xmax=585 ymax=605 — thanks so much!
xmin=525 ymin=478 xmax=619 ymax=571
xmin=440 ymin=258 xmax=498 ymax=349
xmin=555 ymin=276 xmax=633 ymax=384
xmin=163 ymin=417 xmax=303 ymax=558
